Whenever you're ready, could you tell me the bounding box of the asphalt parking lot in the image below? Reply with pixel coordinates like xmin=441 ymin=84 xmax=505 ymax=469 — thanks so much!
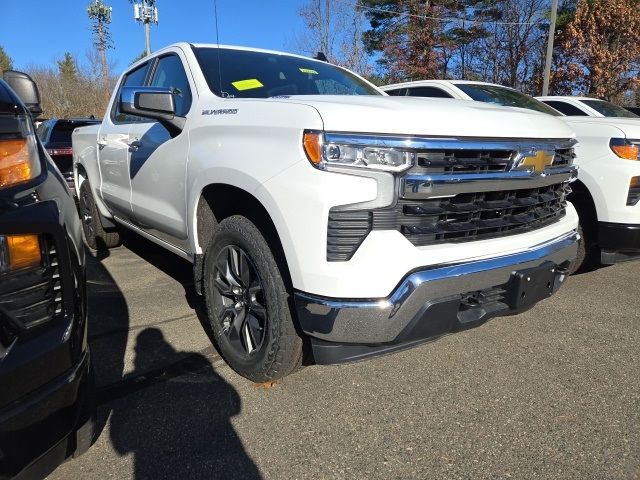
xmin=50 ymin=233 xmax=639 ymax=480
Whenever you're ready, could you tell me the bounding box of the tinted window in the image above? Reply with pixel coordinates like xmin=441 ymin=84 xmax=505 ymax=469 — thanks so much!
xmin=36 ymin=120 xmax=52 ymax=141
xmin=49 ymin=121 xmax=99 ymax=143
xmin=541 ymin=100 xmax=588 ymax=116
xmin=113 ymin=62 xmax=149 ymax=123
xmin=580 ymin=99 xmax=639 ymax=118
xmin=385 ymin=88 xmax=407 ymax=96
xmin=406 ymin=86 xmax=453 ymax=98
xmin=150 ymin=54 xmax=192 ymax=116
xmin=193 ymin=47 xmax=380 ymax=98
xmin=456 ymin=84 xmax=561 ymax=116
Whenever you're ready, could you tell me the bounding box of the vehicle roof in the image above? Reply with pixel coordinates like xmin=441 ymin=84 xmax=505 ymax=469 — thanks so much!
xmin=47 ymin=117 xmax=101 ymax=123
xmin=382 ymin=79 xmax=515 ymax=90
xmin=536 ymin=96 xmax=602 ymax=102
xmin=161 ymin=42 xmax=331 ymax=66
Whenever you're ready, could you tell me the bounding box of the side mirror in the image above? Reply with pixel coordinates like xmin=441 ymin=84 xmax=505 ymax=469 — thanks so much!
xmin=3 ymin=70 xmax=43 ymax=117
xmin=120 ymin=86 xmax=185 ymax=137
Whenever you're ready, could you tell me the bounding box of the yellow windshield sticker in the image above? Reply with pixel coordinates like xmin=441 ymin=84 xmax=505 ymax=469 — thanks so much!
xmin=299 ymin=68 xmax=319 ymax=75
xmin=232 ymin=79 xmax=264 ymax=91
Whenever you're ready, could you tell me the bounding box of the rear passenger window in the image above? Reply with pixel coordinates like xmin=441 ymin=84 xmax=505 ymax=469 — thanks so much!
xmin=113 ymin=62 xmax=150 ymax=123
xmin=150 ymin=54 xmax=192 ymax=116
xmin=542 ymin=100 xmax=588 ymax=116
xmin=386 ymin=88 xmax=407 ymax=96
xmin=406 ymin=86 xmax=453 ymax=98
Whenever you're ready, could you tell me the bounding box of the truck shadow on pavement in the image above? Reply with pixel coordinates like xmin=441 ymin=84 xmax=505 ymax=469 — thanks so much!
xmin=86 ymin=247 xmax=262 ymax=479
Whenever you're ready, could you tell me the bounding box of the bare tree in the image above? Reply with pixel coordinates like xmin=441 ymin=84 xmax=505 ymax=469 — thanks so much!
xmin=292 ymin=0 xmax=373 ymax=76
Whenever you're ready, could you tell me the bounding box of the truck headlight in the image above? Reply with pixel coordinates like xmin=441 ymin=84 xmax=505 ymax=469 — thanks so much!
xmin=303 ymin=131 xmax=413 ymax=172
xmin=609 ymin=138 xmax=639 ymax=160
xmin=0 ymin=116 xmax=41 ymax=189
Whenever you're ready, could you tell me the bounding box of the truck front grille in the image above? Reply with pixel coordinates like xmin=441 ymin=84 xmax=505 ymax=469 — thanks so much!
xmin=373 ymin=183 xmax=569 ymax=245
xmin=325 ymin=139 xmax=576 ymax=261
xmin=410 ymin=145 xmax=575 ymax=175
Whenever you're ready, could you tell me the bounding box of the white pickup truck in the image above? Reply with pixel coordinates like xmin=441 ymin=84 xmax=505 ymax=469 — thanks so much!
xmin=73 ymin=43 xmax=579 ymax=381
xmin=384 ymin=80 xmax=640 ymax=271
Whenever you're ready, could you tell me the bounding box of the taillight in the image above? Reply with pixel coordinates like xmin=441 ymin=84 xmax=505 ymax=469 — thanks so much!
xmin=46 ymin=147 xmax=73 ymax=156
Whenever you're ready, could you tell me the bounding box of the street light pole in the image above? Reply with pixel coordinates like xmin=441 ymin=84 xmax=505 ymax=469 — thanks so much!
xmin=542 ymin=0 xmax=559 ymax=96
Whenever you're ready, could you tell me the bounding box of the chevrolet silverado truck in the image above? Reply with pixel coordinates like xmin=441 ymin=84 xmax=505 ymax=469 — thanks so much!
xmin=385 ymin=80 xmax=640 ymax=271
xmin=1 ymin=71 xmax=93 ymax=479
xmin=73 ymin=43 xmax=579 ymax=382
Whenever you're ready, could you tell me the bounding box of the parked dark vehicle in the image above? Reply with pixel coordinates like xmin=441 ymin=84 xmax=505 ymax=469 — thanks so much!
xmin=36 ymin=118 xmax=100 ymax=192
xmin=0 ymin=71 xmax=93 ymax=480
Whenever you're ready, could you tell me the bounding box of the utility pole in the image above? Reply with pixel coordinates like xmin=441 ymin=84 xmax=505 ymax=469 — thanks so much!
xmin=542 ymin=0 xmax=559 ymax=96
xmin=87 ymin=0 xmax=113 ymax=110
xmin=133 ymin=1 xmax=158 ymax=56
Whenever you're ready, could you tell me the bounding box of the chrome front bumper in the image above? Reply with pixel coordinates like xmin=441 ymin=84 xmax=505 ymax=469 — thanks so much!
xmin=294 ymin=231 xmax=579 ymax=364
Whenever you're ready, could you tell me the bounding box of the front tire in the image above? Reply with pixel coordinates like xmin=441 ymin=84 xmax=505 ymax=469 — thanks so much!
xmin=203 ymin=215 xmax=303 ymax=382
xmin=78 ymin=180 xmax=120 ymax=250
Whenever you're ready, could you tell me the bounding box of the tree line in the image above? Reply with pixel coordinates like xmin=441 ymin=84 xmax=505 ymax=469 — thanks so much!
xmin=1 ymin=0 xmax=638 ymax=120
xmin=296 ymin=0 xmax=640 ymax=103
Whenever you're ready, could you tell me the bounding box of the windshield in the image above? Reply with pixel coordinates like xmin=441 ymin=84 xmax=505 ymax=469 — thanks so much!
xmin=192 ymin=47 xmax=381 ymax=98
xmin=456 ymin=83 xmax=562 ymax=116
xmin=579 ymin=99 xmax=639 ymax=118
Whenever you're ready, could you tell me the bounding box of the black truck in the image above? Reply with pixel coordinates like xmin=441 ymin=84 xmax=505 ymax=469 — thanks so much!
xmin=0 ymin=71 xmax=94 ymax=479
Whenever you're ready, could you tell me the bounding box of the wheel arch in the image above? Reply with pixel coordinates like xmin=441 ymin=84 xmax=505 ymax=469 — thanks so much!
xmin=193 ymin=183 xmax=293 ymax=295
xmin=568 ymin=179 xmax=599 ymax=246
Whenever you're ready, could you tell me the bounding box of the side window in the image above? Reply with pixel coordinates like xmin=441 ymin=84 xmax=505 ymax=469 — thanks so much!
xmin=150 ymin=54 xmax=192 ymax=116
xmin=36 ymin=120 xmax=52 ymax=141
xmin=385 ymin=88 xmax=407 ymax=96
xmin=113 ymin=62 xmax=150 ymax=123
xmin=406 ymin=86 xmax=454 ymax=98
xmin=542 ymin=100 xmax=588 ymax=116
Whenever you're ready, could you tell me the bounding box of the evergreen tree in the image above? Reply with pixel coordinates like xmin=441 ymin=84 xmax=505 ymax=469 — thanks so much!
xmin=57 ymin=52 xmax=78 ymax=81
xmin=0 ymin=45 xmax=13 ymax=75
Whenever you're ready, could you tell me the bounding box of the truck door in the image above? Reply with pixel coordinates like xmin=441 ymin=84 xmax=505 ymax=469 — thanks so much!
xmin=97 ymin=61 xmax=150 ymax=222
xmin=127 ymin=52 xmax=193 ymax=248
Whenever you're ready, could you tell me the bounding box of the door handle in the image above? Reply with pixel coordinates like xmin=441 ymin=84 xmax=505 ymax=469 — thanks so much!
xmin=97 ymin=138 xmax=107 ymax=150
xmin=128 ymin=140 xmax=142 ymax=151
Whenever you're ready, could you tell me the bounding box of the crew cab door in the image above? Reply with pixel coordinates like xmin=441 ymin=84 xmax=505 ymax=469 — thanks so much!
xmin=98 ymin=61 xmax=151 ymax=221
xmin=127 ymin=52 xmax=193 ymax=248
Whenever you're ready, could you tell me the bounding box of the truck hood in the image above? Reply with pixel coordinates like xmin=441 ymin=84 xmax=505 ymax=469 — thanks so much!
xmin=273 ymin=95 xmax=575 ymax=140
xmin=561 ymin=116 xmax=640 ymax=139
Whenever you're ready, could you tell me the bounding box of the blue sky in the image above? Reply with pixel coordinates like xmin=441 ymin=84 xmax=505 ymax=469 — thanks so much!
xmin=1 ymin=0 xmax=308 ymax=71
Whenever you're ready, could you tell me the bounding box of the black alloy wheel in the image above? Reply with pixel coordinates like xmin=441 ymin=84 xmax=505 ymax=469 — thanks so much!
xmin=212 ymin=245 xmax=267 ymax=356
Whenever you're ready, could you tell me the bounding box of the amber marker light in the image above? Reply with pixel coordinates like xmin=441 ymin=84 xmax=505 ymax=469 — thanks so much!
xmin=303 ymin=131 xmax=322 ymax=166
xmin=5 ymin=235 xmax=41 ymax=271
xmin=0 ymin=137 xmax=39 ymax=188
xmin=609 ymin=138 xmax=639 ymax=160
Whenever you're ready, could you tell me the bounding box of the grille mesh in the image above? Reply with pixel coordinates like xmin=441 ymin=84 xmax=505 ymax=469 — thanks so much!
xmin=373 ymin=184 xmax=568 ymax=245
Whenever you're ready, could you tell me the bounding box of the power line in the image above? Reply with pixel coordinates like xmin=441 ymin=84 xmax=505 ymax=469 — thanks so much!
xmin=354 ymin=2 xmax=545 ymax=26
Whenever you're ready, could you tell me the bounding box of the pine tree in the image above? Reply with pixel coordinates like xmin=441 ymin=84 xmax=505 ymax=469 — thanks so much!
xmin=57 ymin=52 xmax=78 ymax=81
xmin=0 ymin=45 xmax=13 ymax=75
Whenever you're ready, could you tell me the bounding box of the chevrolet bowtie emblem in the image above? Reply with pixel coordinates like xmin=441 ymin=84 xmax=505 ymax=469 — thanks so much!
xmin=516 ymin=149 xmax=555 ymax=173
